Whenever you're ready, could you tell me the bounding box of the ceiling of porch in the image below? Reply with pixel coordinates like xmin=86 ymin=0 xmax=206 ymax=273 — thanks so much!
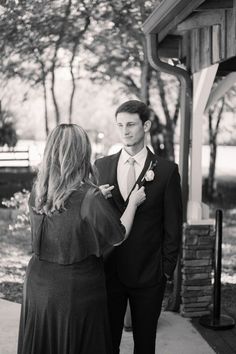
xmin=143 ymin=0 xmax=236 ymax=76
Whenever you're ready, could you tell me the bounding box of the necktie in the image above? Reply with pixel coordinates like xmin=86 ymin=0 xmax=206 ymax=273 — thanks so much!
xmin=127 ymin=157 xmax=136 ymax=197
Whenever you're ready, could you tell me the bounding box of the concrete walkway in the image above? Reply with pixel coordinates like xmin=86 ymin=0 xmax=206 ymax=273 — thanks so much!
xmin=0 ymin=299 xmax=216 ymax=354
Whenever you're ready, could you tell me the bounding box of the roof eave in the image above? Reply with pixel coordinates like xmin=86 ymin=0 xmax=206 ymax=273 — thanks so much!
xmin=143 ymin=0 xmax=206 ymax=41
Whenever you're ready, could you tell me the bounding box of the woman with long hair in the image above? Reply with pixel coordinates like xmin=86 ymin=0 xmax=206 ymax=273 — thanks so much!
xmin=17 ymin=124 xmax=145 ymax=354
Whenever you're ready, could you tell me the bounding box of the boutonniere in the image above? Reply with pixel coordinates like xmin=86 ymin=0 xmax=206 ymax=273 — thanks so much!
xmin=144 ymin=169 xmax=155 ymax=181
xmin=141 ymin=160 xmax=158 ymax=185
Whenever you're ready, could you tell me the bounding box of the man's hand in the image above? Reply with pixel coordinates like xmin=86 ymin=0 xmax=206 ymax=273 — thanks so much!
xmin=99 ymin=184 xmax=115 ymax=199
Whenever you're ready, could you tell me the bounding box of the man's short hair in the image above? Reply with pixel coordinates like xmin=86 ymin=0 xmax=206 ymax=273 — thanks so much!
xmin=115 ymin=100 xmax=150 ymax=124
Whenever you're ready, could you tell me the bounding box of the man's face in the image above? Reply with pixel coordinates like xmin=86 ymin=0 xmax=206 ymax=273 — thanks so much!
xmin=116 ymin=112 xmax=146 ymax=148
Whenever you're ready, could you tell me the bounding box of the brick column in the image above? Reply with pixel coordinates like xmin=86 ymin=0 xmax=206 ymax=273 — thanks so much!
xmin=181 ymin=224 xmax=215 ymax=317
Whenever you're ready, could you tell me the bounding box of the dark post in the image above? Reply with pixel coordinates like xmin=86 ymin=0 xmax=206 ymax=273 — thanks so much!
xmin=213 ymin=209 xmax=222 ymax=324
xmin=199 ymin=209 xmax=235 ymax=329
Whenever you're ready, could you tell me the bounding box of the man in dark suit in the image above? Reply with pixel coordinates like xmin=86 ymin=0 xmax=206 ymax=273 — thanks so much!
xmin=95 ymin=100 xmax=182 ymax=354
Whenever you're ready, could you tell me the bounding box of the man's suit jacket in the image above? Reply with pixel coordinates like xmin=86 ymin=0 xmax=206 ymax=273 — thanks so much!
xmin=95 ymin=148 xmax=183 ymax=288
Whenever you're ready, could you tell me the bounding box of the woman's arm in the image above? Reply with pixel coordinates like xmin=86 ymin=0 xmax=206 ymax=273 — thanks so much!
xmin=114 ymin=185 xmax=146 ymax=245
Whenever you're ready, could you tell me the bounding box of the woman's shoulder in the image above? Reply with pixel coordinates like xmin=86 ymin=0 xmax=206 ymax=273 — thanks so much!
xmin=69 ymin=183 xmax=101 ymax=208
xmin=80 ymin=184 xmax=105 ymax=219
xmin=71 ymin=183 xmax=99 ymax=198
xmin=84 ymin=183 xmax=101 ymax=197
xmin=29 ymin=183 xmax=100 ymax=212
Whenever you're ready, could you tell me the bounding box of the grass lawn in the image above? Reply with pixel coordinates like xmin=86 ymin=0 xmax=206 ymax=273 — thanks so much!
xmin=0 ymin=221 xmax=31 ymax=303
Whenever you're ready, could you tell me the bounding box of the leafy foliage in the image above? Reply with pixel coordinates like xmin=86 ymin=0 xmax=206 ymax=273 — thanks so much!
xmin=85 ymin=0 xmax=180 ymax=159
xmin=0 ymin=0 xmax=100 ymax=130
xmin=205 ymin=81 xmax=236 ymax=199
xmin=0 ymin=103 xmax=17 ymax=147
xmin=0 ymin=0 xmax=180 ymax=158
xmin=2 ymin=189 xmax=30 ymax=231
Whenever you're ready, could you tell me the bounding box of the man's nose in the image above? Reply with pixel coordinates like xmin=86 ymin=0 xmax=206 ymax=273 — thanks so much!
xmin=123 ymin=126 xmax=129 ymax=135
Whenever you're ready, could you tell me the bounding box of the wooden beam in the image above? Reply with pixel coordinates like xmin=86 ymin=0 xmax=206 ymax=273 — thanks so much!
xmin=143 ymin=0 xmax=206 ymax=38
xmin=191 ymin=29 xmax=200 ymax=73
xmin=177 ymin=10 xmax=225 ymax=31
xmin=196 ymin=0 xmax=233 ymax=11
xmin=181 ymin=32 xmax=191 ymax=70
xmin=212 ymin=25 xmax=221 ymax=62
xmin=234 ymin=0 xmax=236 ymax=38
xmin=200 ymin=27 xmax=212 ymax=68
xmin=158 ymin=0 xmax=207 ymax=41
xmin=226 ymin=9 xmax=235 ymax=58
xmin=205 ymin=72 xmax=236 ymax=111
xmin=225 ymin=8 xmax=236 ymax=59
xmin=188 ymin=64 xmax=218 ymax=222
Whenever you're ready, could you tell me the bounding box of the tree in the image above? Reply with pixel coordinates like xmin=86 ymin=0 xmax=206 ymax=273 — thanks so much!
xmin=0 ymin=100 xmax=17 ymax=148
xmin=0 ymin=0 xmax=97 ymax=134
xmin=205 ymin=83 xmax=236 ymax=200
xmin=86 ymin=0 xmax=180 ymax=160
xmin=206 ymin=98 xmax=225 ymax=200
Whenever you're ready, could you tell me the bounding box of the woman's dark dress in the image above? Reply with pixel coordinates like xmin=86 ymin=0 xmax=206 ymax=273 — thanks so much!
xmin=17 ymin=184 xmax=125 ymax=354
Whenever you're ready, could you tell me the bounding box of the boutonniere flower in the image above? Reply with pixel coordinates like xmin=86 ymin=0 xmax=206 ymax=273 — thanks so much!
xmin=144 ymin=169 xmax=155 ymax=181
xmin=141 ymin=160 xmax=158 ymax=184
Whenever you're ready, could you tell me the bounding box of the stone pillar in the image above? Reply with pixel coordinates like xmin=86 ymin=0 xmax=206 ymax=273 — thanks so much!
xmin=181 ymin=224 xmax=215 ymax=317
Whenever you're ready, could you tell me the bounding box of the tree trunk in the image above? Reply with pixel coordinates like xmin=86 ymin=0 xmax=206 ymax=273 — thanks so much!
xmin=140 ymin=37 xmax=151 ymax=105
xmin=173 ymin=84 xmax=181 ymax=126
xmin=50 ymin=0 xmax=73 ymax=125
xmin=68 ymin=51 xmax=77 ymax=124
xmin=207 ymin=138 xmax=217 ymax=200
xmin=206 ymin=98 xmax=224 ymax=200
xmin=149 ymin=117 xmax=167 ymax=156
xmin=40 ymin=63 xmax=49 ymax=136
xmin=68 ymin=17 xmax=91 ymax=123
xmin=156 ymin=71 xmax=175 ymax=161
xmin=42 ymin=78 xmax=49 ymax=136
xmin=164 ymin=128 xmax=175 ymax=161
xmin=50 ymin=70 xmax=60 ymax=125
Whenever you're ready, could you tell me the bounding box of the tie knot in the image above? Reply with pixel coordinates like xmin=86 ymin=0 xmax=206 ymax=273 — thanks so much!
xmin=127 ymin=157 xmax=135 ymax=165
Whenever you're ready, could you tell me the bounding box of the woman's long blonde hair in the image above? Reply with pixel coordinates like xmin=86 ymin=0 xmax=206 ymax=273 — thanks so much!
xmin=34 ymin=124 xmax=96 ymax=215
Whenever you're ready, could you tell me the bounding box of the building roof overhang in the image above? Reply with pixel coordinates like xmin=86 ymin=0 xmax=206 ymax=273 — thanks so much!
xmin=143 ymin=0 xmax=236 ymax=75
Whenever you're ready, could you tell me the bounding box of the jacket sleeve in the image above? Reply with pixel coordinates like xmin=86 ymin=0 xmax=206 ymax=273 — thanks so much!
xmin=163 ymin=164 xmax=183 ymax=277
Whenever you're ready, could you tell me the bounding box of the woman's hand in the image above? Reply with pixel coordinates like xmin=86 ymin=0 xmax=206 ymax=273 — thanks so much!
xmin=120 ymin=184 xmax=146 ymax=239
xmin=129 ymin=184 xmax=146 ymax=207
xmin=99 ymin=184 xmax=114 ymax=199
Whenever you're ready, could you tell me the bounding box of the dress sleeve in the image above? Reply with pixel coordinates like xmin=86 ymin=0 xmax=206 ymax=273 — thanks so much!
xmin=81 ymin=187 xmax=125 ymax=253
xmin=28 ymin=185 xmax=45 ymax=255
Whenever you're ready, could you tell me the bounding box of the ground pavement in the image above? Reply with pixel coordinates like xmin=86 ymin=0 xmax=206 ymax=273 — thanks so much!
xmin=0 ymin=299 xmax=215 ymax=354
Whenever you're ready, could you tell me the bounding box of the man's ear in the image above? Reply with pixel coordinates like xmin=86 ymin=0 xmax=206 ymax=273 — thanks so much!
xmin=144 ymin=120 xmax=151 ymax=132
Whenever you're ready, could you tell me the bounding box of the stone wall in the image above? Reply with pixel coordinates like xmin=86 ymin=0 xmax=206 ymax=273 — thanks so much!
xmin=181 ymin=224 xmax=215 ymax=317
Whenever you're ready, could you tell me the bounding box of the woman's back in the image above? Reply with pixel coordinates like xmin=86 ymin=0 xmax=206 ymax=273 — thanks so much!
xmin=29 ymin=183 xmax=124 ymax=265
xmin=18 ymin=183 xmax=125 ymax=354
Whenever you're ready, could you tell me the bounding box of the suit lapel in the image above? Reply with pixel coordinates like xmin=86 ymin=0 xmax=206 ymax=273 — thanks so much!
xmin=108 ymin=151 xmax=126 ymax=212
xmin=125 ymin=148 xmax=158 ymax=203
xmin=108 ymin=148 xmax=158 ymax=209
xmin=136 ymin=148 xmax=155 ymax=187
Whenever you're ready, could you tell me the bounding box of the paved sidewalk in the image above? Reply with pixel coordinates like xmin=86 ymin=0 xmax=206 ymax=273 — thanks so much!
xmin=0 ymin=299 xmax=215 ymax=354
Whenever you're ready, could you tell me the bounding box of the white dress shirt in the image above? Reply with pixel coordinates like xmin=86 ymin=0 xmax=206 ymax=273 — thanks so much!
xmin=117 ymin=147 xmax=148 ymax=200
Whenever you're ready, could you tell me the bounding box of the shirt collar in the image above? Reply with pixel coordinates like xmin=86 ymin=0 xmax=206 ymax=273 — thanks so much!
xmin=120 ymin=146 xmax=148 ymax=166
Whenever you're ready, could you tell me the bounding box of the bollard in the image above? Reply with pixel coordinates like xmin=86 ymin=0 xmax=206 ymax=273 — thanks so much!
xmin=199 ymin=209 xmax=235 ymax=330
